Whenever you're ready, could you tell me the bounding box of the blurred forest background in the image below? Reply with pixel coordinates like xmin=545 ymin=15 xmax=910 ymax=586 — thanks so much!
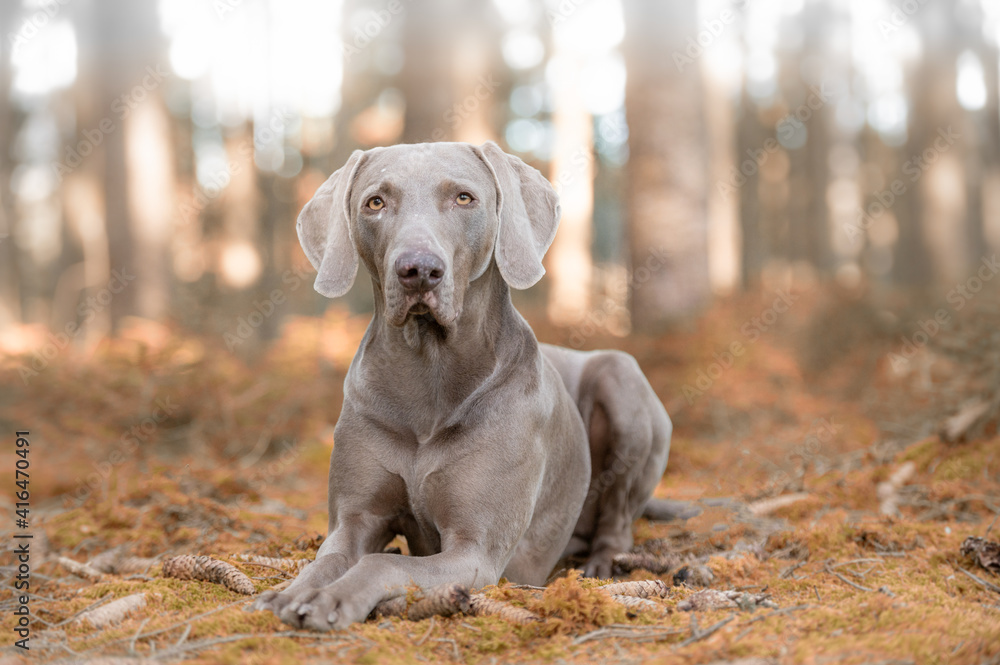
xmin=3 ymin=3 xmax=1000 ymax=662
xmin=1 ymin=0 xmax=998 ymax=351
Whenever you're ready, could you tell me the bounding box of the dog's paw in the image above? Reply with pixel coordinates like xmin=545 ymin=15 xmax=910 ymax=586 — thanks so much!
xmin=253 ymin=586 xmax=321 ymax=627
xmin=277 ymin=587 xmax=369 ymax=631
xmin=251 ymin=590 xmax=281 ymax=613
xmin=582 ymin=555 xmax=614 ymax=580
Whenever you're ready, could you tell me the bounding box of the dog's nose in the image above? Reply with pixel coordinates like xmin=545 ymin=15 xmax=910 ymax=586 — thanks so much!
xmin=395 ymin=251 xmax=445 ymax=291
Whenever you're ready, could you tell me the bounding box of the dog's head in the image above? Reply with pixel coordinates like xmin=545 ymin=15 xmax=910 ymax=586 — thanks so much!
xmin=297 ymin=142 xmax=560 ymax=330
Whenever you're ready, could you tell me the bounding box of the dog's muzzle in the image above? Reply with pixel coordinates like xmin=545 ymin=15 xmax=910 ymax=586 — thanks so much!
xmin=395 ymin=251 xmax=444 ymax=293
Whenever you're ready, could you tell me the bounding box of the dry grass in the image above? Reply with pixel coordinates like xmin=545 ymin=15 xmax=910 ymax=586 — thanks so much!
xmin=1 ymin=290 xmax=998 ymax=664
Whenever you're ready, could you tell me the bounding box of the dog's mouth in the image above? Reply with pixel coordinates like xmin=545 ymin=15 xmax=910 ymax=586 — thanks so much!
xmin=408 ymin=303 xmax=431 ymax=316
xmin=400 ymin=300 xmax=449 ymax=347
xmin=386 ymin=286 xmax=457 ymax=336
xmin=401 ymin=292 xmax=451 ymax=325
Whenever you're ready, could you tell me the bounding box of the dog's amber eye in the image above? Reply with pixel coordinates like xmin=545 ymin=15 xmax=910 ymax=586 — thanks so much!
xmin=366 ymin=196 xmax=385 ymax=211
xmin=456 ymin=193 xmax=473 ymax=205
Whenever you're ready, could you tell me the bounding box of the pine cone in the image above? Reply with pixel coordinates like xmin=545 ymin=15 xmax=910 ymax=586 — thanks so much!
xmin=468 ymin=594 xmax=541 ymax=625
xmin=162 ymin=555 xmax=255 ymax=595
xmin=598 ymin=579 xmax=670 ymax=598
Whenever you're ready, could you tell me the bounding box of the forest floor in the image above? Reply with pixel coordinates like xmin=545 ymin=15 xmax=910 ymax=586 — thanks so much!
xmin=0 ymin=283 xmax=998 ymax=664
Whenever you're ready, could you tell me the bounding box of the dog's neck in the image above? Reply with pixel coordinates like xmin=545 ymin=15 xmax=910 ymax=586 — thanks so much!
xmin=361 ymin=262 xmax=537 ymax=431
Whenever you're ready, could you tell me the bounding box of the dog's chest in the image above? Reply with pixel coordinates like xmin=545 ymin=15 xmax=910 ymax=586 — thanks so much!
xmin=378 ymin=442 xmax=451 ymax=550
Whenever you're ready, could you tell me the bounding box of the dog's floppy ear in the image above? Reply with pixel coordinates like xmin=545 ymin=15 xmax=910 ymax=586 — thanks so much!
xmin=477 ymin=141 xmax=561 ymax=290
xmin=297 ymin=150 xmax=365 ymax=298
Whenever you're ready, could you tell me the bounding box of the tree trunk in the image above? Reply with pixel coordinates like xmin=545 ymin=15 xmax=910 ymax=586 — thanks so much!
xmin=78 ymin=0 xmax=166 ymax=328
xmin=622 ymin=0 xmax=710 ymax=328
xmin=0 ymin=1 xmax=22 ymax=327
xmin=546 ymin=49 xmax=593 ymax=325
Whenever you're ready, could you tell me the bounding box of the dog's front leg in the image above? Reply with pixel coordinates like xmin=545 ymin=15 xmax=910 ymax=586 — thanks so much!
xmin=289 ymin=438 xmax=544 ymax=631
xmin=253 ymin=510 xmax=394 ymax=624
xmin=290 ymin=543 xmax=505 ymax=631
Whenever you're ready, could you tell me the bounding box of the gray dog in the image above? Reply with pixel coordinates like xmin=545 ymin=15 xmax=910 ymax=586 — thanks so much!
xmin=254 ymin=142 xmax=687 ymax=631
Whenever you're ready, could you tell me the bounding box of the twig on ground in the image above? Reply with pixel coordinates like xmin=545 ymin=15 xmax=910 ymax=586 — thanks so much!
xmin=89 ymin=548 xmax=159 ymax=575
xmin=76 ymin=593 xmax=146 ymax=629
xmin=433 ymin=637 xmax=460 ymax=660
xmin=93 ymin=598 xmax=250 ymax=649
xmin=877 ymin=461 xmax=916 ymax=516
xmin=57 ymin=556 xmax=105 ymax=582
xmin=941 ymin=398 xmax=992 ymax=443
xmin=53 ymin=594 xmax=113 ymax=627
xmin=677 ymin=614 xmax=735 ymax=648
xmin=830 ymin=558 xmax=885 ymax=569
xmin=129 ymin=616 xmax=152 ymax=655
xmin=414 ymin=616 xmax=436 ymax=645
xmin=731 ymin=627 xmax=753 ymax=643
xmin=742 ymin=604 xmax=812 ymax=625
xmin=746 ymin=493 xmax=810 ymax=517
xmin=573 ymin=625 xmax=683 ymax=645
xmin=153 ymin=631 xmax=356 ymax=660
xmin=780 ymin=560 xmax=808 ymax=579
xmin=824 ymin=561 xmax=876 ymax=592
xmin=958 ymin=567 xmax=1000 ymax=594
